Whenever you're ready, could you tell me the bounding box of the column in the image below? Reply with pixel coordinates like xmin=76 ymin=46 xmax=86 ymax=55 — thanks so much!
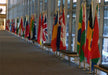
xmin=47 ymin=0 xmax=51 ymax=43
xmin=74 ymin=0 xmax=80 ymax=52
xmin=68 ymin=0 xmax=73 ymax=51
xmin=99 ymin=0 xmax=104 ymax=64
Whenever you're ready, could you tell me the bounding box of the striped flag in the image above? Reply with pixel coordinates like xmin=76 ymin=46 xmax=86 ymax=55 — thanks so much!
xmin=77 ymin=3 xmax=86 ymax=62
xmin=29 ymin=16 xmax=34 ymax=39
xmin=85 ymin=4 xmax=93 ymax=64
xmin=51 ymin=11 xmax=59 ymax=52
xmin=80 ymin=3 xmax=86 ymax=62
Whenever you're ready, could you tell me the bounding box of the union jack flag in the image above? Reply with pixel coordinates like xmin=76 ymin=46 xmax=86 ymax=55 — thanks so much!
xmin=42 ymin=14 xmax=48 ymax=43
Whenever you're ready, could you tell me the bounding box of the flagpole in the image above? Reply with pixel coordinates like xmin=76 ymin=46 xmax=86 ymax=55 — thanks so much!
xmin=83 ymin=59 xmax=86 ymax=70
xmin=88 ymin=60 xmax=92 ymax=74
xmin=79 ymin=58 xmax=81 ymax=68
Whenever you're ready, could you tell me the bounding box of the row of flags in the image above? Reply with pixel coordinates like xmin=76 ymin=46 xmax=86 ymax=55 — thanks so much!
xmin=6 ymin=13 xmax=48 ymax=44
xmin=51 ymin=8 xmax=66 ymax=52
xmin=77 ymin=2 xmax=100 ymax=70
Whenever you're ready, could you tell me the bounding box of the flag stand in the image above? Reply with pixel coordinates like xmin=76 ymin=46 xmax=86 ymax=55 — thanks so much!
xmin=79 ymin=58 xmax=81 ymax=68
xmin=83 ymin=59 xmax=86 ymax=70
xmin=88 ymin=60 xmax=92 ymax=74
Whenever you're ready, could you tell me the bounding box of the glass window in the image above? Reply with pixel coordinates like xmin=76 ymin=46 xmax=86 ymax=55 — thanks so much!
xmin=58 ymin=0 xmax=61 ymax=8
xmin=102 ymin=6 xmax=108 ymax=64
xmin=44 ymin=0 xmax=47 ymax=11
xmin=105 ymin=0 xmax=108 ymax=2
xmin=0 ymin=0 xmax=6 ymax=4
xmin=105 ymin=0 xmax=108 ymax=4
xmin=73 ymin=0 xmax=77 ymax=3
xmin=103 ymin=6 xmax=108 ymax=36
xmin=68 ymin=0 xmax=70 ymax=9
xmin=0 ymin=6 xmax=6 ymax=14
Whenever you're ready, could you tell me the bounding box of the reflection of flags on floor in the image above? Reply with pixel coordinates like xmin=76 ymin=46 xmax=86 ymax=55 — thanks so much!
xmin=51 ymin=11 xmax=59 ymax=52
xmin=91 ymin=5 xmax=100 ymax=70
xmin=42 ymin=14 xmax=48 ymax=43
xmin=85 ymin=4 xmax=93 ymax=64
xmin=60 ymin=9 xmax=66 ymax=50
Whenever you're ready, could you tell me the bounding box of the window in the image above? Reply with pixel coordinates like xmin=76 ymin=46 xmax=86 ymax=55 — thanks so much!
xmin=0 ymin=0 xmax=6 ymax=4
xmin=102 ymin=6 xmax=108 ymax=64
xmin=0 ymin=6 xmax=6 ymax=14
xmin=73 ymin=0 xmax=77 ymax=3
xmin=105 ymin=0 xmax=108 ymax=2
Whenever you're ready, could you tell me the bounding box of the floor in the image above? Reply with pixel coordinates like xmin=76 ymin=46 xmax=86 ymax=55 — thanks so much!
xmin=0 ymin=30 xmax=102 ymax=75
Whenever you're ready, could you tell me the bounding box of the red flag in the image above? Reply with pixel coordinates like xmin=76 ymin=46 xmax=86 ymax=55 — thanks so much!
xmin=60 ymin=9 xmax=66 ymax=50
xmin=91 ymin=5 xmax=100 ymax=64
xmin=37 ymin=14 xmax=42 ymax=44
xmin=85 ymin=4 xmax=93 ymax=64
xmin=6 ymin=20 xmax=9 ymax=31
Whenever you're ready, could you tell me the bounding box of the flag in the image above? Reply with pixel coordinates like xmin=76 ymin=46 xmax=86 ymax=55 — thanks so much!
xmin=52 ymin=14 xmax=56 ymax=37
xmin=16 ymin=18 xmax=19 ymax=34
xmin=91 ymin=5 xmax=100 ymax=66
xmin=12 ymin=19 xmax=15 ymax=33
xmin=25 ymin=20 xmax=29 ymax=38
xmin=51 ymin=11 xmax=59 ymax=52
xmin=42 ymin=14 xmax=48 ymax=43
xmin=60 ymin=8 xmax=66 ymax=50
xmin=37 ymin=14 xmax=42 ymax=44
xmin=32 ymin=19 xmax=37 ymax=40
xmin=15 ymin=19 xmax=17 ymax=34
xmin=79 ymin=3 xmax=86 ymax=62
xmin=19 ymin=18 xmax=24 ymax=36
xmin=77 ymin=5 xmax=83 ymax=55
xmin=29 ymin=16 xmax=34 ymax=39
xmin=6 ymin=20 xmax=9 ymax=31
xmin=85 ymin=4 xmax=93 ymax=64
xmin=56 ymin=12 xmax=62 ymax=50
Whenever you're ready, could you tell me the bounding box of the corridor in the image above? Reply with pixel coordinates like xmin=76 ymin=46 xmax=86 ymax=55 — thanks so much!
xmin=0 ymin=30 xmax=91 ymax=75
